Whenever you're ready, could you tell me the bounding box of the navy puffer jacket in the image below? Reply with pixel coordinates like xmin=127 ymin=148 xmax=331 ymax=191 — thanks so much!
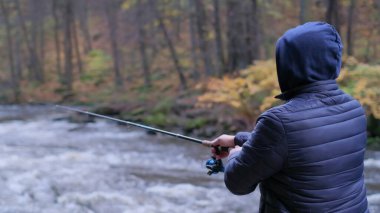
xmin=226 ymin=22 xmax=368 ymax=212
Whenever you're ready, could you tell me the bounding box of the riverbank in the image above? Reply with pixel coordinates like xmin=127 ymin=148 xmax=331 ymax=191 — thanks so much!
xmin=66 ymin=96 xmax=248 ymax=140
xmin=2 ymin=103 xmax=380 ymax=150
xmin=67 ymin=101 xmax=380 ymax=150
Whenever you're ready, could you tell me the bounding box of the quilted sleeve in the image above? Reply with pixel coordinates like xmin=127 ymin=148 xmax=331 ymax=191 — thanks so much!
xmin=224 ymin=112 xmax=287 ymax=195
xmin=234 ymin=132 xmax=251 ymax=146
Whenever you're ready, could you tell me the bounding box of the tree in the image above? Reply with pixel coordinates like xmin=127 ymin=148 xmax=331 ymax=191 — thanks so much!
xmin=77 ymin=0 xmax=92 ymax=54
xmin=31 ymin=0 xmax=46 ymax=81
xmin=212 ymin=0 xmax=227 ymax=75
xmin=72 ymin=8 xmax=84 ymax=75
xmin=194 ymin=0 xmax=215 ymax=76
xmin=326 ymin=0 xmax=340 ymax=33
xmin=15 ymin=0 xmax=44 ymax=83
xmin=299 ymin=0 xmax=308 ymax=24
xmin=226 ymin=0 xmax=250 ymax=71
xmin=52 ymin=0 xmax=63 ymax=78
xmin=0 ymin=0 xmax=20 ymax=101
xmin=104 ymin=0 xmax=123 ymax=88
xmin=248 ymin=0 xmax=260 ymax=61
xmin=150 ymin=0 xmax=187 ymax=89
xmin=136 ymin=0 xmax=151 ymax=87
xmin=63 ymin=0 xmax=74 ymax=93
xmin=188 ymin=0 xmax=200 ymax=80
xmin=346 ymin=0 xmax=356 ymax=56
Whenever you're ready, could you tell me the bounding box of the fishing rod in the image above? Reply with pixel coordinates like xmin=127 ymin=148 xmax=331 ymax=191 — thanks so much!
xmin=56 ymin=105 xmax=226 ymax=175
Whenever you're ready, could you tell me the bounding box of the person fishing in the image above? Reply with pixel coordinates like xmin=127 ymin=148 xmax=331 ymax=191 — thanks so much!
xmin=203 ymin=22 xmax=369 ymax=212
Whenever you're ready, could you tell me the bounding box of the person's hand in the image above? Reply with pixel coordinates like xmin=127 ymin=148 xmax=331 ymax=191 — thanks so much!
xmin=203 ymin=134 xmax=235 ymax=159
xmin=229 ymin=146 xmax=242 ymax=156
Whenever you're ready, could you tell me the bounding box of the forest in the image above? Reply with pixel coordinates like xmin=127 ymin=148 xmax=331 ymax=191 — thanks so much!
xmin=0 ymin=0 xmax=379 ymax=145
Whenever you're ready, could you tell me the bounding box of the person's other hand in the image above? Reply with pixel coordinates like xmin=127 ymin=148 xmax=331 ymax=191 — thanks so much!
xmin=203 ymin=134 xmax=235 ymax=159
xmin=229 ymin=145 xmax=242 ymax=156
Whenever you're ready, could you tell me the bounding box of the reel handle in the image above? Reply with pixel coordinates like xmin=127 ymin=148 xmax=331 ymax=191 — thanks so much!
xmin=214 ymin=146 xmax=229 ymax=155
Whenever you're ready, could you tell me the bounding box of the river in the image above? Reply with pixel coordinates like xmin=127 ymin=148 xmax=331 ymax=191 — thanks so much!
xmin=0 ymin=105 xmax=379 ymax=213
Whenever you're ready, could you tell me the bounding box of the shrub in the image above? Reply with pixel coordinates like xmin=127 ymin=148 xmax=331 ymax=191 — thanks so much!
xmin=197 ymin=60 xmax=281 ymax=125
xmin=198 ymin=59 xmax=380 ymax=137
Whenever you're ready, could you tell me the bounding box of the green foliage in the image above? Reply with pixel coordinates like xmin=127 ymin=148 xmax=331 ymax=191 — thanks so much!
xmin=143 ymin=113 xmax=172 ymax=127
xmin=139 ymin=97 xmax=176 ymax=127
xmin=199 ymin=59 xmax=380 ymax=137
xmin=339 ymin=57 xmax=380 ymax=120
xmin=129 ymin=107 xmax=146 ymax=116
xmin=121 ymin=0 xmax=138 ymax=10
xmin=368 ymin=137 xmax=380 ymax=150
xmin=152 ymin=97 xmax=175 ymax=114
xmin=81 ymin=49 xmax=111 ymax=85
xmin=184 ymin=118 xmax=208 ymax=130
xmin=198 ymin=60 xmax=282 ymax=124
xmin=368 ymin=137 xmax=380 ymax=145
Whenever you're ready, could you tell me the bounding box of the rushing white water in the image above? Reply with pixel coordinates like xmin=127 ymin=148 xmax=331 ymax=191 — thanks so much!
xmin=0 ymin=106 xmax=259 ymax=213
xmin=0 ymin=105 xmax=379 ymax=213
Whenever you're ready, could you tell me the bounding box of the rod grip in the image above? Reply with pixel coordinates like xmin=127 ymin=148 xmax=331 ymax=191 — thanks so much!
xmin=214 ymin=146 xmax=229 ymax=155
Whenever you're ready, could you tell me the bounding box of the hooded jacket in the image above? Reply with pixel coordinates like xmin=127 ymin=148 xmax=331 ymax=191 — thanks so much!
xmin=226 ymin=22 xmax=368 ymax=212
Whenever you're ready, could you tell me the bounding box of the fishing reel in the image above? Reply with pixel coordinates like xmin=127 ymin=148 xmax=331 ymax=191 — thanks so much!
xmin=205 ymin=156 xmax=224 ymax=175
xmin=205 ymin=146 xmax=228 ymax=175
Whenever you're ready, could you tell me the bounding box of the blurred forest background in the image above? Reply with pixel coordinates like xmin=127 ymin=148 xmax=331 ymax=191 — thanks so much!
xmin=0 ymin=0 xmax=379 ymax=144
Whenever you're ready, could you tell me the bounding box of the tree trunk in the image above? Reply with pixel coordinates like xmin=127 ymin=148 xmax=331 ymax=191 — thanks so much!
xmin=72 ymin=11 xmax=84 ymax=75
xmin=105 ymin=0 xmax=123 ymax=88
xmin=326 ymin=0 xmax=340 ymax=34
xmin=212 ymin=0 xmax=227 ymax=75
xmin=188 ymin=0 xmax=200 ymax=80
xmin=78 ymin=0 xmax=92 ymax=54
xmin=31 ymin=0 xmax=45 ymax=82
xmin=0 ymin=0 xmax=20 ymax=101
xmin=346 ymin=0 xmax=355 ymax=56
xmin=15 ymin=0 xmax=43 ymax=83
xmin=52 ymin=0 xmax=62 ymax=79
xmin=15 ymin=8 xmax=24 ymax=81
xmin=227 ymin=0 xmax=248 ymax=71
xmin=244 ymin=0 xmax=259 ymax=63
xmin=14 ymin=30 xmax=23 ymax=81
xmin=136 ymin=0 xmax=151 ymax=87
xmin=38 ymin=2 xmax=45 ymax=80
xmin=39 ymin=24 xmax=45 ymax=79
xmin=299 ymin=0 xmax=308 ymax=24
xmin=63 ymin=0 xmax=74 ymax=93
xmin=150 ymin=0 xmax=187 ymax=90
xmin=174 ymin=0 xmax=182 ymax=40
xmin=250 ymin=0 xmax=260 ymax=61
xmin=194 ymin=0 xmax=214 ymax=76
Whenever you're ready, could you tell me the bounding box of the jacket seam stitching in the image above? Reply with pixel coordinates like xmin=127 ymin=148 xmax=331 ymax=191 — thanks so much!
xmin=294 ymin=147 xmax=365 ymax=166
xmin=287 ymin=113 xmax=364 ymax=133
xmin=281 ymin=99 xmax=356 ymax=115
xmin=288 ymin=130 xmax=366 ymax=150
xmin=289 ymin=162 xmax=363 ymax=178
xmin=290 ymin=175 xmax=363 ymax=191
xmin=284 ymin=105 xmax=361 ymax=124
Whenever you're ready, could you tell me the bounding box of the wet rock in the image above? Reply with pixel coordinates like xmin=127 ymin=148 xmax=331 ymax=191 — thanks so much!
xmin=67 ymin=113 xmax=95 ymax=123
xmin=93 ymin=106 xmax=121 ymax=116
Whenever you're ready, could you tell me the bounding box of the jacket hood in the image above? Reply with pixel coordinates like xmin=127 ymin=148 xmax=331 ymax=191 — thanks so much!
xmin=275 ymin=22 xmax=343 ymax=93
